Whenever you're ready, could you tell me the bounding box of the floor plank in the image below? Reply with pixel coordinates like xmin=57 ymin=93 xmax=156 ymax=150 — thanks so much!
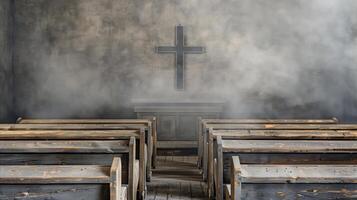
xmin=147 ymin=156 xmax=207 ymax=200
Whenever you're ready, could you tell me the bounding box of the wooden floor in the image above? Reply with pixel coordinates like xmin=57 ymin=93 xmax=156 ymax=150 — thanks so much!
xmin=147 ymin=156 xmax=207 ymax=200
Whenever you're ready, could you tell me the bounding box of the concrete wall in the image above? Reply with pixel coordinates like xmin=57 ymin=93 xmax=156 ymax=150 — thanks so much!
xmin=0 ymin=0 xmax=13 ymax=122
xmin=12 ymin=0 xmax=357 ymax=121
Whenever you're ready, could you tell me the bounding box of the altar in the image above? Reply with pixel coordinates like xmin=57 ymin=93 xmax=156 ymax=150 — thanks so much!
xmin=134 ymin=101 xmax=224 ymax=149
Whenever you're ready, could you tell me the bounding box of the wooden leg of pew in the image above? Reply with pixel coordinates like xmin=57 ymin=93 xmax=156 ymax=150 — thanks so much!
xmin=147 ymin=127 xmax=152 ymax=182
xmin=202 ymin=131 xmax=208 ymax=181
xmin=110 ymin=157 xmax=122 ymax=200
xmin=152 ymin=118 xmax=157 ymax=169
xmin=224 ymin=185 xmax=231 ymax=200
xmin=197 ymin=117 xmax=202 ymax=168
xmin=139 ymin=128 xmax=146 ymax=200
xmin=231 ymin=156 xmax=242 ymax=200
xmin=214 ymin=158 xmax=218 ymax=199
xmin=216 ymin=136 xmax=224 ymax=200
xmin=129 ymin=137 xmax=136 ymax=200
xmin=207 ymin=131 xmax=214 ymax=198
xmin=134 ymin=160 xmax=140 ymax=200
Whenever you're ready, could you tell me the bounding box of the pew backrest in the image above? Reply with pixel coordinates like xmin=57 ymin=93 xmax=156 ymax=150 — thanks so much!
xmin=0 ymin=157 xmax=126 ymax=200
xmin=228 ymin=156 xmax=357 ymax=200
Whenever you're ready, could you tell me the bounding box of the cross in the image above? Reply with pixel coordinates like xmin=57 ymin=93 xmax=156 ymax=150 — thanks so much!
xmin=155 ymin=25 xmax=206 ymax=90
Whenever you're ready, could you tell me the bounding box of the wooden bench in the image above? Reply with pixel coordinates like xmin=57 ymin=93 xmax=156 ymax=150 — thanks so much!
xmin=0 ymin=157 xmax=129 ymax=200
xmin=3 ymin=121 xmax=155 ymax=183
xmin=206 ymin=129 xmax=357 ymax=198
xmin=214 ymin=138 xmax=357 ymax=200
xmin=225 ymin=156 xmax=357 ymax=200
xmin=17 ymin=117 xmax=158 ymax=171
xmin=0 ymin=130 xmax=144 ymax=199
xmin=198 ymin=118 xmax=338 ymax=168
xmin=204 ymin=122 xmax=357 ymax=176
xmin=199 ymin=118 xmax=339 ymax=181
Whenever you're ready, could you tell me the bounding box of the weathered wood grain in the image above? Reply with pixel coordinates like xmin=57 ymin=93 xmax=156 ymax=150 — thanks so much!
xmin=0 ymin=140 xmax=129 ymax=153
xmin=207 ymin=123 xmax=357 ymax=130
xmin=227 ymin=183 xmax=357 ymax=200
xmin=228 ymin=158 xmax=357 ymax=200
xmin=214 ymin=129 xmax=357 ymax=139
xmin=17 ymin=118 xmax=152 ymax=124
xmin=0 ymin=130 xmax=140 ymax=139
xmin=0 ymin=165 xmax=110 ymax=184
xmin=230 ymin=156 xmax=241 ymax=200
xmin=202 ymin=118 xmax=338 ymax=124
xmin=139 ymin=128 xmax=147 ymax=199
xmin=222 ymin=140 xmax=357 ymax=153
xmin=239 ymin=165 xmax=357 ymax=183
xmin=0 ymin=157 xmax=124 ymax=200
xmin=0 ymin=123 xmax=148 ymax=130
xmin=110 ymin=157 xmax=122 ymax=200
xmin=0 ymin=185 xmax=109 ymax=200
xmin=128 ymin=137 xmax=136 ymax=200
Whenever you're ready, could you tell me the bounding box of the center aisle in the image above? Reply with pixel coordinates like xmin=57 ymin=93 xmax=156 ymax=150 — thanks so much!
xmin=147 ymin=156 xmax=207 ymax=200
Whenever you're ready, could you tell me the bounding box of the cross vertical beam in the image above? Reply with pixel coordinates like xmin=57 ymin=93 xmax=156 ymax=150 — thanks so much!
xmin=155 ymin=25 xmax=206 ymax=90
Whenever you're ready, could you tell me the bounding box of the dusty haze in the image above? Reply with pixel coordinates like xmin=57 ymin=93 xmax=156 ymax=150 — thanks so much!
xmin=0 ymin=0 xmax=355 ymax=121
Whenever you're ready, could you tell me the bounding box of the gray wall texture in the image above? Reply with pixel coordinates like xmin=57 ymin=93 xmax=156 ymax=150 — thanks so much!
xmin=10 ymin=0 xmax=357 ymax=120
xmin=0 ymin=0 xmax=13 ymax=122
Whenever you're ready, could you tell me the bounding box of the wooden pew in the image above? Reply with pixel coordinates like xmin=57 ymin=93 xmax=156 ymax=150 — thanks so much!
xmin=226 ymin=156 xmax=357 ymax=200
xmin=2 ymin=123 xmax=154 ymax=183
xmin=17 ymin=117 xmax=157 ymax=167
xmin=214 ymin=137 xmax=357 ymax=200
xmin=0 ymin=129 xmax=145 ymax=199
xmin=206 ymin=129 xmax=357 ymax=198
xmin=198 ymin=118 xmax=338 ymax=168
xmin=0 ymin=157 xmax=128 ymax=200
xmin=15 ymin=118 xmax=157 ymax=180
xmin=199 ymin=118 xmax=338 ymax=180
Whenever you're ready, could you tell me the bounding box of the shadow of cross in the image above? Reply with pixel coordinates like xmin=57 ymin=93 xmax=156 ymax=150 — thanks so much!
xmin=155 ymin=25 xmax=206 ymax=90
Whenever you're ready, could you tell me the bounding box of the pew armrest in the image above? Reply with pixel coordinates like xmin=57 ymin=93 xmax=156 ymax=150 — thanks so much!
xmin=230 ymin=156 xmax=242 ymax=200
xmin=134 ymin=160 xmax=140 ymax=198
xmin=110 ymin=157 xmax=122 ymax=200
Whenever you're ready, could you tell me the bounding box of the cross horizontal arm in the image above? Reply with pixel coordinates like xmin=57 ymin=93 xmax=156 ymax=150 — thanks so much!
xmin=155 ymin=46 xmax=177 ymax=53
xmin=183 ymin=46 xmax=206 ymax=54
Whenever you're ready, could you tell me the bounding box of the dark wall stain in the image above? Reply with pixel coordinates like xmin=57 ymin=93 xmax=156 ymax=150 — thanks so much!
xmin=0 ymin=0 xmax=13 ymax=122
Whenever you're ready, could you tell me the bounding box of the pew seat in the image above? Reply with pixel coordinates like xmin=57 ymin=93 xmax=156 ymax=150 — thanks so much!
xmin=0 ymin=158 xmax=128 ymax=200
xmin=226 ymin=156 xmax=357 ymax=200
